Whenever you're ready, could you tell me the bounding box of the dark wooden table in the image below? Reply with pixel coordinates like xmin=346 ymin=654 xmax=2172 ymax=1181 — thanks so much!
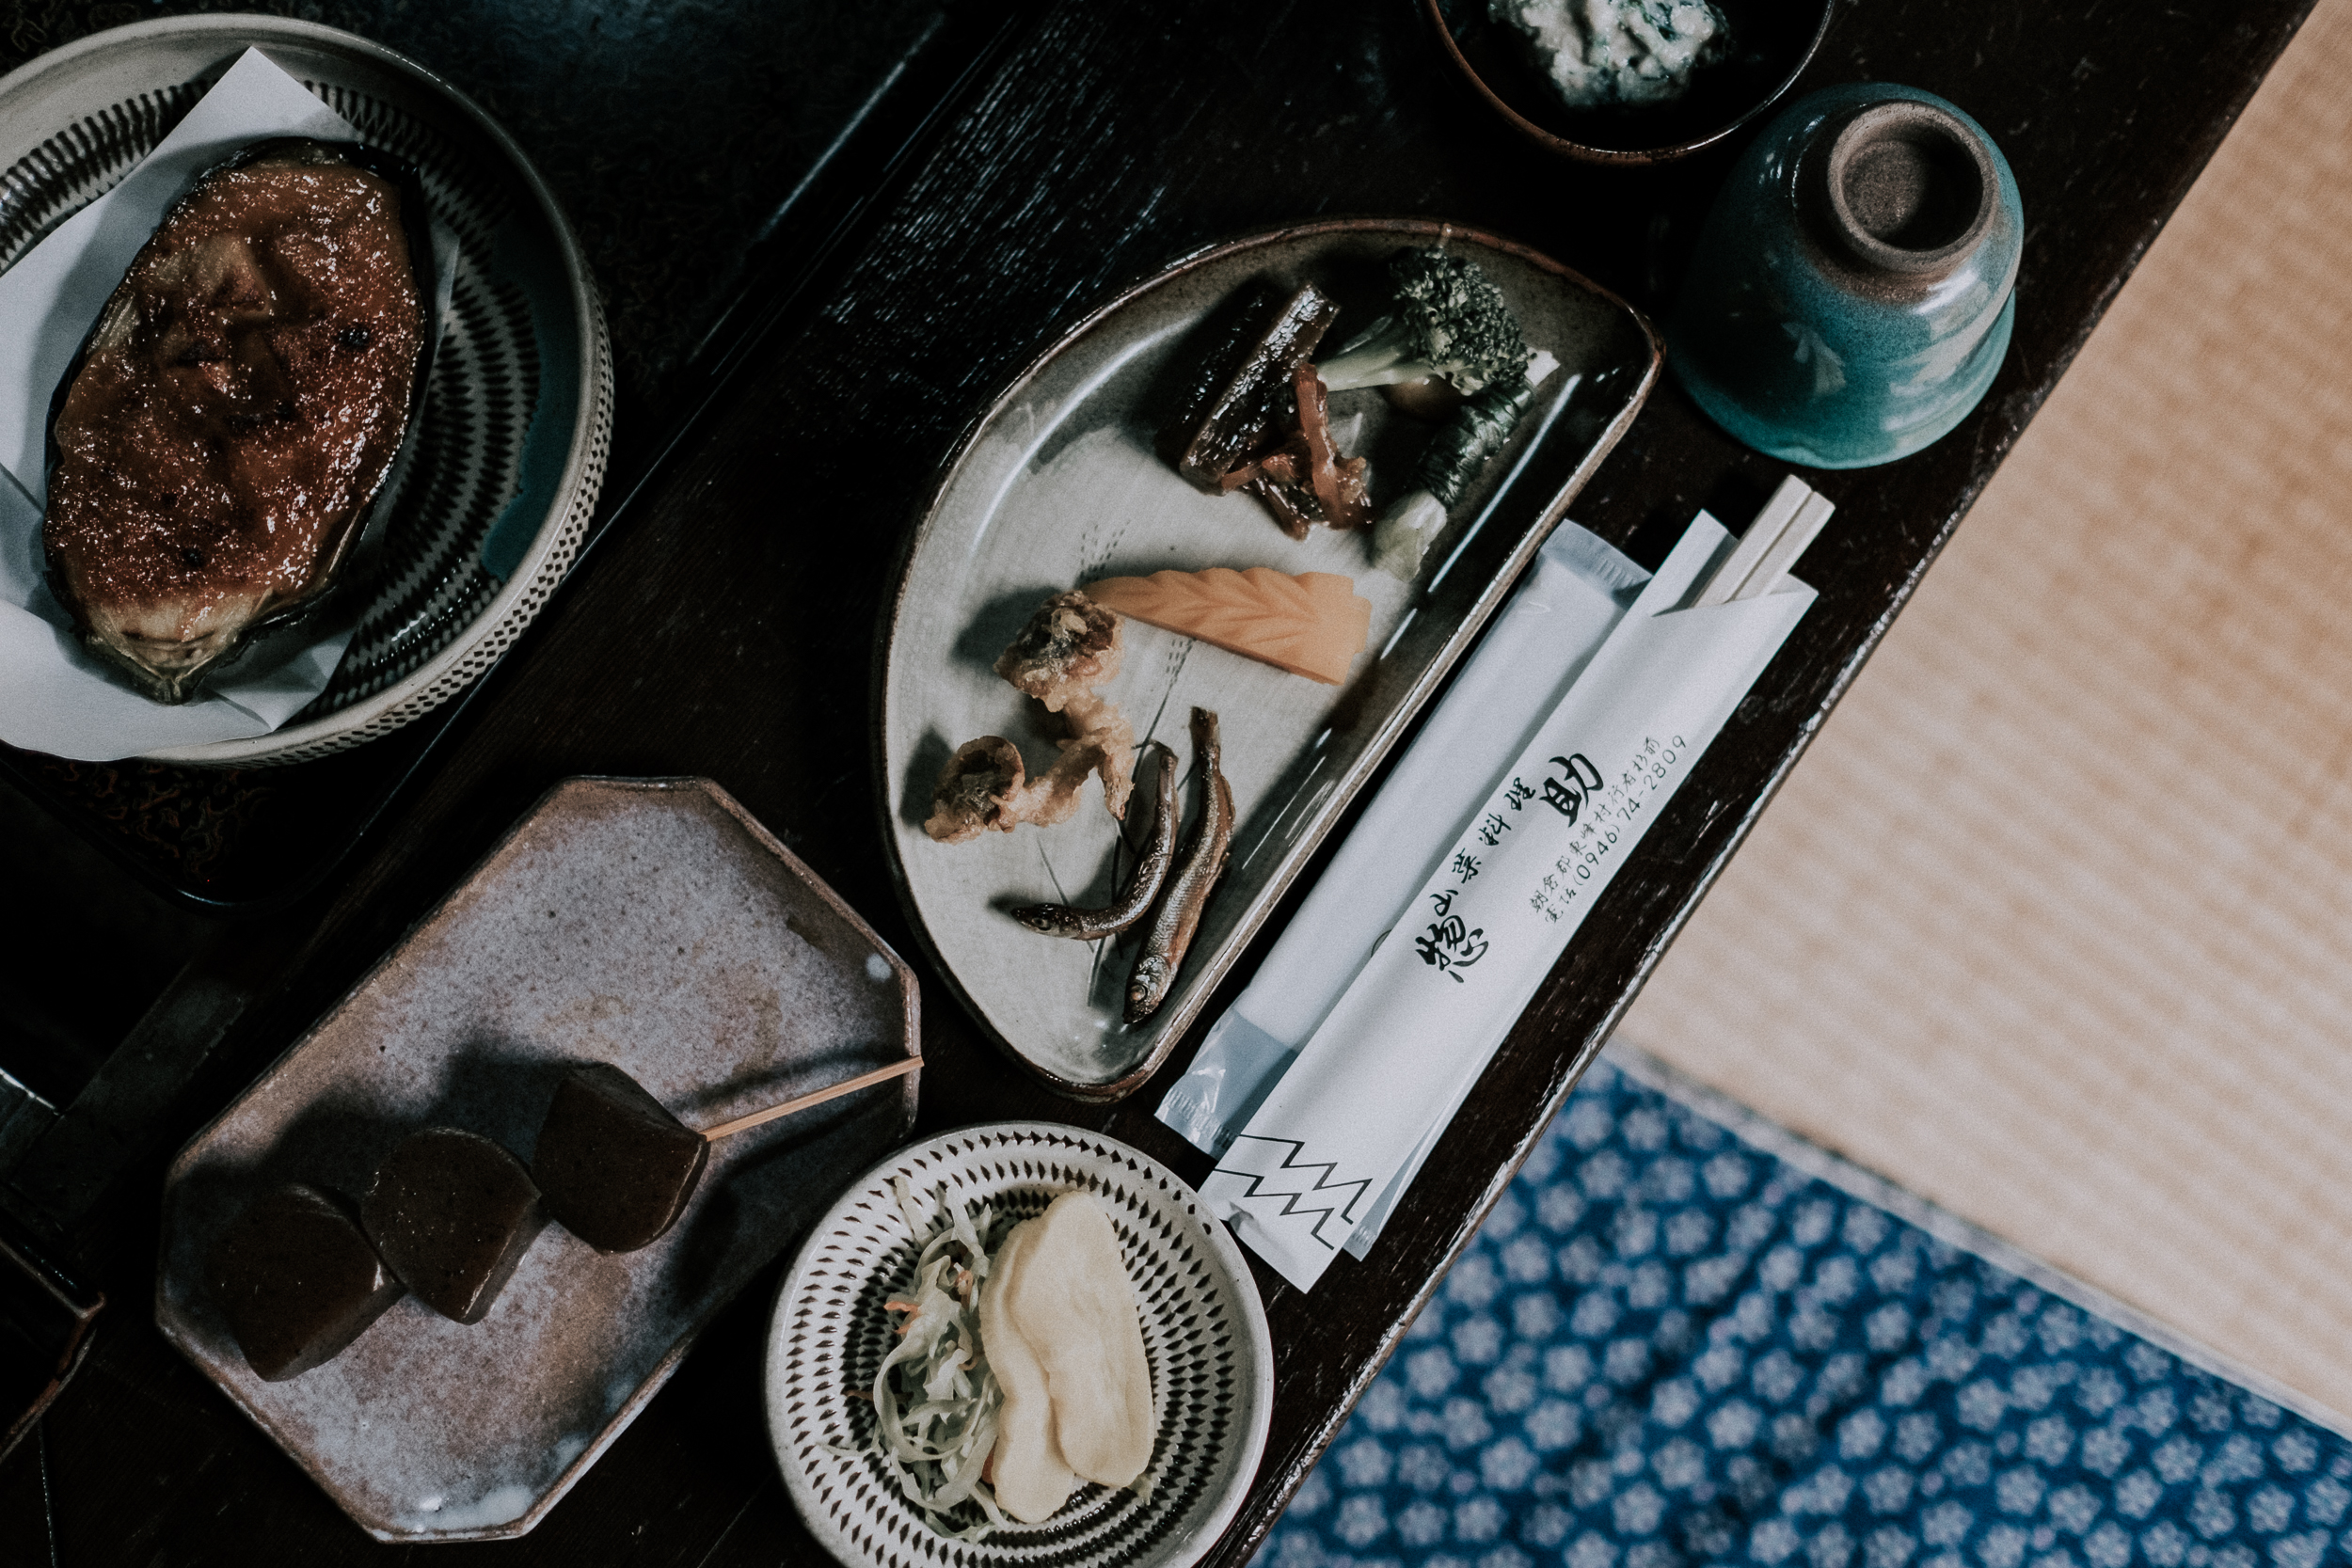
xmin=0 ymin=0 xmax=2315 ymax=1561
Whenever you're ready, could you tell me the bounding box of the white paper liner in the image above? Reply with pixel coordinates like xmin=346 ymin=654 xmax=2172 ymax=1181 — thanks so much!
xmin=0 ymin=467 xmax=354 ymax=752
xmin=0 ymin=48 xmax=454 ymax=761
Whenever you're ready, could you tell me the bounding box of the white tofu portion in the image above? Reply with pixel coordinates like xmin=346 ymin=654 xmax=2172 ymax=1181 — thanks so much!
xmin=977 ymin=1220 xmax=1077 ymax=1523
xmin=1000 ymin=1193 xmax=1156 ymax=1488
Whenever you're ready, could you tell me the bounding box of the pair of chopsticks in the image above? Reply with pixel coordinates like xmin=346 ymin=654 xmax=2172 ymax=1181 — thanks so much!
xmin=1690 ymin=475 xmax=1836 ymax=608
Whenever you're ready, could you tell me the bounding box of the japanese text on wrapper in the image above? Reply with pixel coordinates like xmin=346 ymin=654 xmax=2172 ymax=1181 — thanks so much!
xmin=1416 ymin=738 xmax=1690 ymax=963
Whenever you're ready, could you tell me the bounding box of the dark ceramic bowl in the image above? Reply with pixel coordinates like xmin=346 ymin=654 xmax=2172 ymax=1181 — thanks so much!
xmin=1424 ymin=0 xmax=1836 ymax=165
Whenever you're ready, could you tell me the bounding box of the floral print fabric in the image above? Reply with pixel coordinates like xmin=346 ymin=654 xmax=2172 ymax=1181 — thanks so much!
xmin=1259 ymin=1058 xmax=2350 ymax=1568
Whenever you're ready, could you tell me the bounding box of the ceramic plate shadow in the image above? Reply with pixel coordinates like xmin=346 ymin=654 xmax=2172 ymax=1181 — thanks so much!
xmin=879 ymin=218 xmax=1659 ymax=1101
xmin=155 ymin=776 xmax=920 ymax=1542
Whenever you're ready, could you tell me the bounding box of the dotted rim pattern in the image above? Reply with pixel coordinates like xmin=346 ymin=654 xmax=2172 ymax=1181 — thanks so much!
xmin=767 ymin=1123 xmax=1275 ymax=1568
xmin=165 ymin=316 xmax=612 ymax=766
xmin=0 ymin=21 xmax=611 ymax=767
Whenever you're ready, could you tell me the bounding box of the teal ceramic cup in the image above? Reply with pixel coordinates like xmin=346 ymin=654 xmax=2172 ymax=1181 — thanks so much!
xmin=1666 ymin=83 xmax=2023 ymax=468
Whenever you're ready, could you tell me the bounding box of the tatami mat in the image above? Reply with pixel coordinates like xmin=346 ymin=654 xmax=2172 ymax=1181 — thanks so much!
xmin=1619 ymin=0 xmax=2352 ymax=1429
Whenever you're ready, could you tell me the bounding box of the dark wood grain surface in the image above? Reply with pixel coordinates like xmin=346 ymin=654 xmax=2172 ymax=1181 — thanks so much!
xmin=0 ymin=0 xmax=2317 ymax=1561
xmin=0 ymin=0 xmax=987 ymax=914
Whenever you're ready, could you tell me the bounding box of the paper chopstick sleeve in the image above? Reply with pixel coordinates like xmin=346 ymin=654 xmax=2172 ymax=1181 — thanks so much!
xmin=1200 ymin=563 xmax=1816 ymax=1291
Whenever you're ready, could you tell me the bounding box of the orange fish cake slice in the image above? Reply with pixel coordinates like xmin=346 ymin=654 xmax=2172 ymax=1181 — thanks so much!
xmin=1083 ymin=566 xmax=1371 ymax=685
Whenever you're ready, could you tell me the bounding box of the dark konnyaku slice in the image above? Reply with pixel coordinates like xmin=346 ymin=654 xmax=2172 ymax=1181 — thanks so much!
xmin=1157 ymin=280 xmax=1340 ymax=491
xmin=207 ymin=1182 xmax=405 ymax=1381
xmin=533 ymin=1059 xmax=924 ymax=1251
xmin=42 ymin=136 xmax=430 ymax=703
xmin=361 ymin=1128 xmax=545 ymax=1324
xmin=532 ymin=1064 xmax=710 ymax=1254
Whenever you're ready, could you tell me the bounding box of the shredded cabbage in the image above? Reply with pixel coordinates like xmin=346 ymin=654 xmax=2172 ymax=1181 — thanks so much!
xmin=839 ymin=1179 xmax=1022 ymax=1539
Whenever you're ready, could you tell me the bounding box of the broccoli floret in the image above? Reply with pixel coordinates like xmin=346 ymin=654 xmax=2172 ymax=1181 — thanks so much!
xmin=1316 ymin=248 xmax=1533 ymax=395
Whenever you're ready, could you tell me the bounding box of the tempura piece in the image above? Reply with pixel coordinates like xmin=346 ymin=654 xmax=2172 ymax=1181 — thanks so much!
xmin=924 ymin=592 xmax=1140 ymax=844
xmin=992 ymin=591 xmax=1136 ymax=819
xmin=924 ymin=736 xmax=1108 ymax=844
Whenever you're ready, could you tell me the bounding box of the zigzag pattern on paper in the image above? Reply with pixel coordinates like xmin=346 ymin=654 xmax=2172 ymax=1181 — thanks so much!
xmin=1203 ymin=1133 xmax=1375 ymax=1250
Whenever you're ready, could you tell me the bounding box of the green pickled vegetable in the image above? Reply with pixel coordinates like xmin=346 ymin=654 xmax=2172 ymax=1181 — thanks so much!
xmin=1375 ymin=350 xmax=1563 ymax=580
xmin=1419 ymin=372 xmax=1545 ymax=506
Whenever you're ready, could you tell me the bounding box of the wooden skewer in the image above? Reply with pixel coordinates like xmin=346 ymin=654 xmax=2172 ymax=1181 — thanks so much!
xmin=697 ymin=1056 xmax=924 ymax=1142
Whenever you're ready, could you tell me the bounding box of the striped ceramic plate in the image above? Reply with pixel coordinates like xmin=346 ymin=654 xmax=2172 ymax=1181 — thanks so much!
xmin=768 ymin=1123 xmax=1275 ymax=1568
xmin=0 ymin=16 xmax=612 ymax=764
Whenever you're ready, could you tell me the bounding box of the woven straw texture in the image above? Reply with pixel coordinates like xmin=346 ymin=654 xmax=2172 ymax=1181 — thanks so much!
xmin=1623 ymin=0 xmax=2352 ymax=1431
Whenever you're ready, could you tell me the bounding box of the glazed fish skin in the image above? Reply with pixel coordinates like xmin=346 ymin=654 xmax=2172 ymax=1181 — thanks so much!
xmin=42 ymin=138 xmax=426 ymax=703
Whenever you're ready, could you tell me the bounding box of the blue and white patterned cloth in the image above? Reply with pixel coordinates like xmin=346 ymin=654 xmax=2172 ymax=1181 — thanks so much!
xmin=1258 ymin=1053 xmax=2352 ymax=1568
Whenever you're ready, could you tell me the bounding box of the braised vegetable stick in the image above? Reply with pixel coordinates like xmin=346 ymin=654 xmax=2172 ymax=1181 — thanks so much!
xmin=834 ymin=1179 xmax=1023 ymax=1541
xmin=1126 ymin=708 xmax=1234 ymax=1025
xmin=1291 ymin=361 xmax=1372 ymax=530
xmin=1216 ymin=362 xmax=1374 ymax=537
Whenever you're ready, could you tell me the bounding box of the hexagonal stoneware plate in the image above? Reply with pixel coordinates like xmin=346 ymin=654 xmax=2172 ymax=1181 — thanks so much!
xmin=156 ymin=776 xmax=920 ymax=1541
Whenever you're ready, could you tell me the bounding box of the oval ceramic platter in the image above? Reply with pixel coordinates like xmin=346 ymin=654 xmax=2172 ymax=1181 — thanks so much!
xmin=156 ymin=777 xmax=920 ymax=1542
xmin=767 ymin=1123 xmax=1273 ymax=1568
xmin=879 ymin=218 xmax=1660 ymax=1100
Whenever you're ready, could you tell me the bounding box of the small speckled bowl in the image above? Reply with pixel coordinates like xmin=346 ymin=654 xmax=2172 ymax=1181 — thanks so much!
xmin=156 ymin=776 xmax=921 ymax=1542
xmin=1423 ymin=0 xmax=1835 ymax=165
xmin=767 ymin=1124 xmax=1275 ymax=1568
